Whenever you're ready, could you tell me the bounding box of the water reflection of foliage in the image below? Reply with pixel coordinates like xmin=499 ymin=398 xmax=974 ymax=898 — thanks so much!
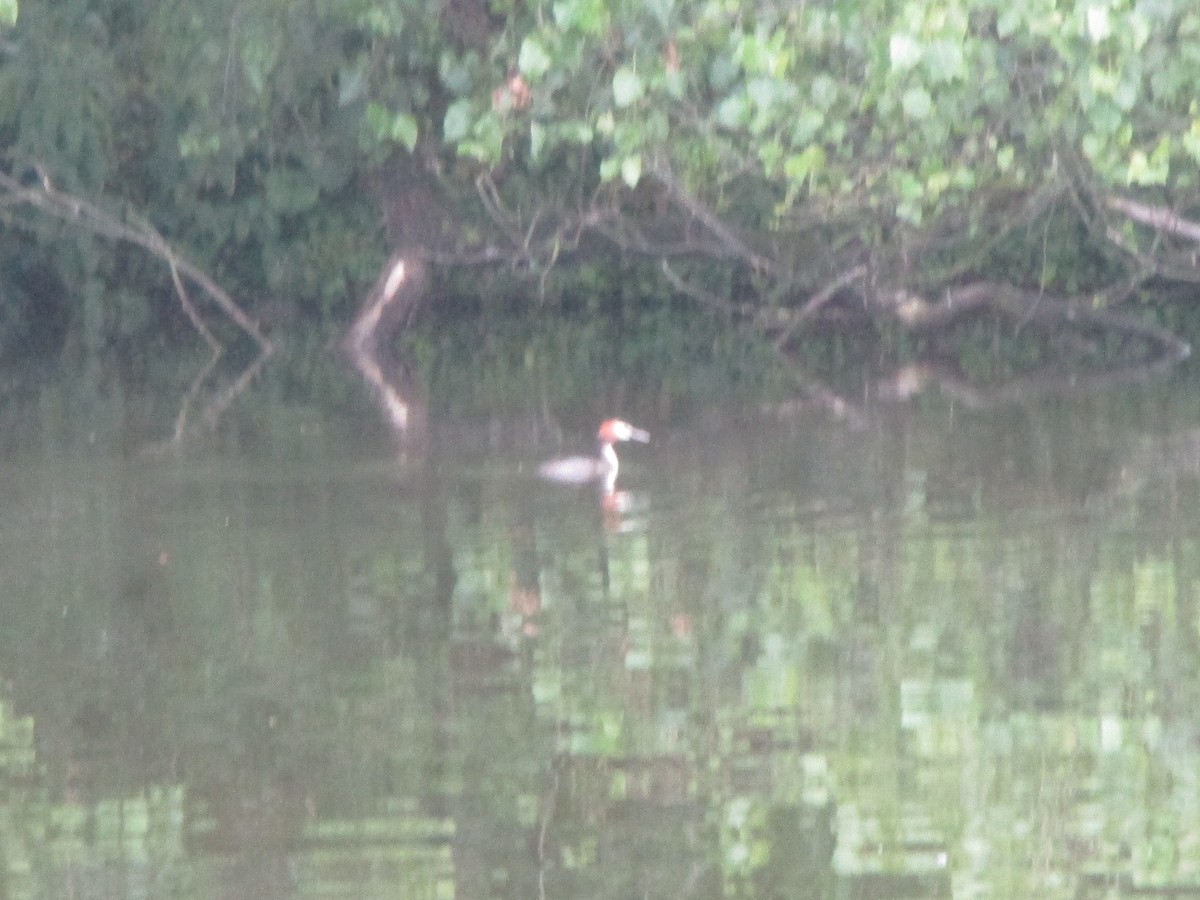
xmin=510 ymin=419 xmax=1200 ymax=895
xmin=4 ymin=409 xmax=1200 ymax=894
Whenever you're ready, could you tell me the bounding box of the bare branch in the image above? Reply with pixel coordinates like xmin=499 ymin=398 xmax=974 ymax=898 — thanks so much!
xmin=772 ymin=264 xmax=869 ymax=348
xmin=1105 ymin=194 xmax=1200 ymax=244
xmin=165 ymin=253 xmax=221 ymax=355
xmin=0 ymin=160 xmax=273 ymax=452
xmin=343 ymin=253 xmax=429 ymax=448
xmin=0 ymin=163 xmax=270 ymax=351
xmin=660 ymin=260 xmax=740 ymax=314
xmin=647 ymin=159 xmax=777 ymax=272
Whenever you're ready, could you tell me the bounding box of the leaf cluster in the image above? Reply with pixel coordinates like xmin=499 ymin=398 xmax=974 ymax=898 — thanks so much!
xmin=446 ymin=0 xmax=1200 ymax=218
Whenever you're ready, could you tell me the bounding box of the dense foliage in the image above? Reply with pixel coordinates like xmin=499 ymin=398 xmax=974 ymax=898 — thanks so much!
xmin=485 ymin=0 xmax=1200 ymax=211
xmin=2 ymin=0 xmax=1200 ymax=373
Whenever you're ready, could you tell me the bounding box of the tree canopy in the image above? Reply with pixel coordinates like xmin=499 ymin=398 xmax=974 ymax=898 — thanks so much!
xmin=2 ymin=0 xmax=1200 ymax=370
xmin=426 ymin=0 xmax=1200 ymax=305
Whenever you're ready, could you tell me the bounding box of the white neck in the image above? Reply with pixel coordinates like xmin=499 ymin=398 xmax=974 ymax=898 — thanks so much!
xmin=599 ymin=441 xmax=619 ymax=473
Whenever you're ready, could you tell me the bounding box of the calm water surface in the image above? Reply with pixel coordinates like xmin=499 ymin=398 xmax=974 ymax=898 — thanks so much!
xmin=2 ymin=383 xmax=1199 ymax=898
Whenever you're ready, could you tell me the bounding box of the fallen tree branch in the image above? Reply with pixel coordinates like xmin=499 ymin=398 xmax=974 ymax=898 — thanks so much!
xmin=342 ymin=252 xmax=429 ymax=446
xmin=647 ymin=158 xmax=777 ymax=273
xmin=0 ymin=163 xmax=270 ymax=351
xmin=1105 ymin=194 xmax=1200 ymax=244
xmin=660 ymin=259 xmax=740 ymax=314
xmin=876 ymin=280 xmax=1190 ymax=367
xmin=0 ymin=159 xmax=273 ymax=450
xmin=772 ymin=264 xmax=869 ymax=348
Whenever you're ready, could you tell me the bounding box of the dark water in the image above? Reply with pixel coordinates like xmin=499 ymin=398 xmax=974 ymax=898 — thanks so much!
xmin=2 ymin=379 xmax=1200 ymax=898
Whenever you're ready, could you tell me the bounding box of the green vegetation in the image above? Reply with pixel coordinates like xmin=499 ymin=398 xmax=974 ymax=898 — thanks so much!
xmin=2 ymin=0 xmax=1199 ymax=395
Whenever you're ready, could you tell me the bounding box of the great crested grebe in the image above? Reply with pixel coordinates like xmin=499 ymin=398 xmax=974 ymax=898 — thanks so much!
xmin=537 ymin=419 xmax=650 ymax=489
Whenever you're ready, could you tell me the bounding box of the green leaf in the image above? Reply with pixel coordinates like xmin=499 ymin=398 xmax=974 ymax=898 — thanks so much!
xmin=897 ymin=170 xmax=923 ymax=202
xmin=715 ymin=92 xmax=748 ymax=129
xmin=443 ymin=99 xmax=474 ymax=143
xmin=996 ymin=7 xmax=1021 ymax=38
xmin=612 ymin=120 xmax=642 ymax=153
xmin=1086 ymin=6 xmax=1111 ymax=42
xmin=902 ymin=86 xmax=932 ymax=120
xmin=791 ymin=109 xmax=824 ymax=144
xmin=746 ymin=77 xmax=796 ymax=134
xmin=646 ymin=0 xmax=673 ymax=28
xmin=708 ymin=54 xmax=738 ymax=90
xmin=612 ymin=67 xmax=644 ymax=108
xmin=519 ymin=36 xmax=552 ymax=79
xmin=896 ymin=197 xmax=923 ymax=226
xmin=926 ymin=168 xmax=951 ymax=197
xmin=620 ymin=155 xmax=642 ymax=187
xmin=759 ymin=139 xmax=782 ymax=172
xmin=364 ymin=103 xmax=418 ymax=151
xmin=996 ymin=144 xmax=1015 ymax=173
xmin=1182 ymin=119 xmax=1200 ymax=163
xmin=530 ymin=121 xmax=546 ymax=160
xmin=746 ymin=77 xmax=779 ymax=112
xmin=438 ymin=50 xmax=475 ymax=96
xmin=784 ymin=146 xmax=825 ymax=184
xmin=810 ymin=75 xmax=837 ymax=112
xmin=459 ymin=111 xmax=504 ymax=164
xmin=1086 ymin=97 xmax=1122 ymax=137
xmin=734 ymin=28 xmax=790 ymax=76
xmin=558 ymin=120 xmax=594 ymax=143
xmin=362 ymin=7 xmax=404 ymax=37
xmin=890 ymin=34 xmax=921 ymax=72
xmin=1113 ymin=78 xmax=1137 ymax=112
xmin=0 ymin=0 xmax=18 ymax=27
xmin=664 ymin=68 xmax=685 ymax=100
xmin=390 ymin=112 xmax=419 ymax=150
xmin=924 ymin=39 xmax=964 ymax=83
xmin=1127 ymin=136 xmax=1170 ymax=186
xmin=338 ymin=64 xmax=368 ymax=106
xmin=553 ymin=0 xmax=609 ymax=34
